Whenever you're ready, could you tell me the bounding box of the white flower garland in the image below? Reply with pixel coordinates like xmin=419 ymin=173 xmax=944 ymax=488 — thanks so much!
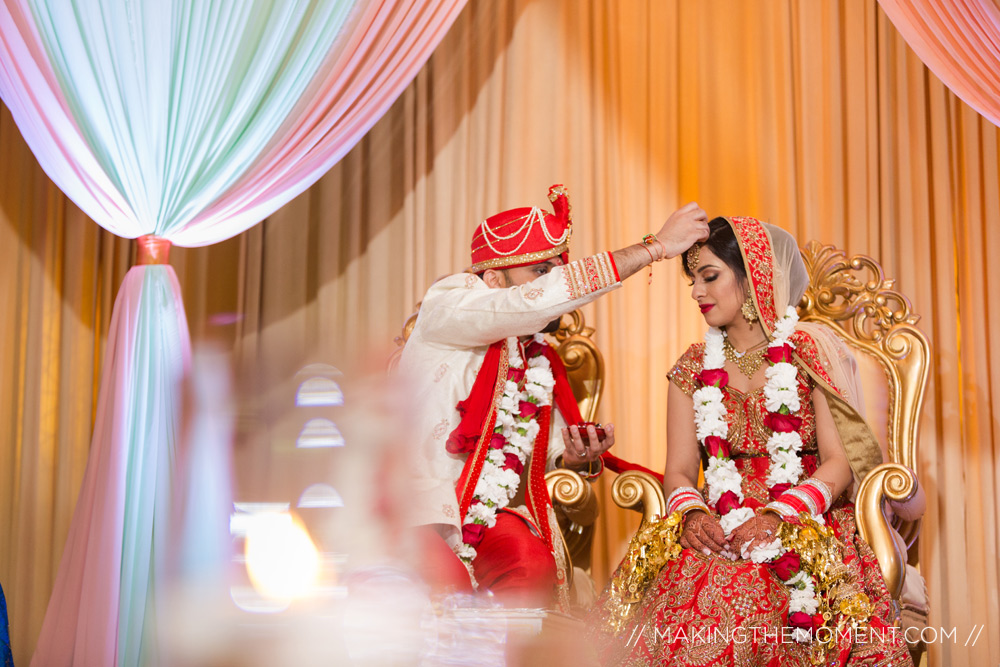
xmin=694 ymin=306 xmax=820 ymax=642
xmin=454 ymin=335 xmax=555 ymax=580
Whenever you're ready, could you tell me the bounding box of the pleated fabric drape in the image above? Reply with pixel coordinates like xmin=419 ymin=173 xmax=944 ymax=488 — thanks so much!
xmin=878 ymin=0 xmax=1000 ymax=126
xmin=0 ymin=0 xmax=466 ymax=663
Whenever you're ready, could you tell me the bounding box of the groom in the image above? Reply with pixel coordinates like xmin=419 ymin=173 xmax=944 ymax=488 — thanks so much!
xmin=400 ymin=185 xmax=707 ymax=608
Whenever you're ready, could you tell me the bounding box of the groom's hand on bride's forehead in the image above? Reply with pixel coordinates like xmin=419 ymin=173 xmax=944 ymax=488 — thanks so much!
xmin=658 ymin=203 xmax=710 ymax=258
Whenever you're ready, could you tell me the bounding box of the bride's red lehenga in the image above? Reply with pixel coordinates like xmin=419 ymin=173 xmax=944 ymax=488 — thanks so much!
xmin=593 ymin=343 xmax=909 ymax=666
xmin=591 ymin=217 xmax=913 ymax=667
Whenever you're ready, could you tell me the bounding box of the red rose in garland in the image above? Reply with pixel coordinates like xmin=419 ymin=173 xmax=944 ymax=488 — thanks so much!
xmin=699 ymin=368 xmax=729 ymax=388
xmin=765 ymin=412 xmax=802 ymax=433
xmin=704 ymin=435 xmax=731 ymax=459
xmin=768 ymin=551 xmax=801 ymax=580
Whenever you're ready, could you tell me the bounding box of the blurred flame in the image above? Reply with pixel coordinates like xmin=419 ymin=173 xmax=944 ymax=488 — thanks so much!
xmin=244 ymin=513 xmax=320 ymax=601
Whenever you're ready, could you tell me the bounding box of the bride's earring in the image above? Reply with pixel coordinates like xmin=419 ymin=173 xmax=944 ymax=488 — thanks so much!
xmin=741 ymin=295 xmax=758 ymax=323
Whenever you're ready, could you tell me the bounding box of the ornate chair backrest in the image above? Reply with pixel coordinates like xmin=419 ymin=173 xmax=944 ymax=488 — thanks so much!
xmin=549 ymin=310 xmax=604 ymax=421
xmin=797 ymin=241 xmax=929 ymax=546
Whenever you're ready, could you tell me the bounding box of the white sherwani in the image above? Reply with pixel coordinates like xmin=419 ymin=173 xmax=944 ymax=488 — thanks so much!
xmin=398 ymin=252 xmax=620 ymax=541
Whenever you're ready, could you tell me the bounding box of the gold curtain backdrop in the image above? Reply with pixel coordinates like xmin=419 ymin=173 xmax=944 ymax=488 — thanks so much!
xmin=1 ymin=1 xmax=997 ymax=665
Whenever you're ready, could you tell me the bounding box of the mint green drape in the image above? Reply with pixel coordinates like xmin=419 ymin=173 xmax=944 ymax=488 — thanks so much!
xmin=26 ymin=0 xmax=354 ymax=238
xmin=115 ymin=269 xmax=184 ymax=666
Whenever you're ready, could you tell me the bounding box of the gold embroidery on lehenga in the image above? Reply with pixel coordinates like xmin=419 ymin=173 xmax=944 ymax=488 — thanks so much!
xmin=601 ymin=513 xmax=684 ymax=633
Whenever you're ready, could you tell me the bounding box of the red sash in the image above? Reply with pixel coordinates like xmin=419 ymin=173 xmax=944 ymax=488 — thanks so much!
xmin=452 ymin=341 xmax=508 ymax=521
xmin=449 ymin=340 xmax=555 ymax=552
xmin=448 ymin=339 xmax=664 ymax=549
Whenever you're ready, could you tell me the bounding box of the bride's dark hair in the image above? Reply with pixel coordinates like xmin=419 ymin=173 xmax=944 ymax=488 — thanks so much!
xmin=681 ymin=217 xmax=747 ymax=285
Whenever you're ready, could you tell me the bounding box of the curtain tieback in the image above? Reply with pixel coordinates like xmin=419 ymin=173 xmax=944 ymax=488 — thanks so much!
xmin=135 ymin=235 xmax=171 ymax=265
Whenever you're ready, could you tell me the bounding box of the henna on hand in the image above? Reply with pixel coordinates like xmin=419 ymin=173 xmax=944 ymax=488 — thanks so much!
xmin=681 ymin=511 xmax=726 ymax=553
xmin=727 ymin=514 xmax=782 ymax=557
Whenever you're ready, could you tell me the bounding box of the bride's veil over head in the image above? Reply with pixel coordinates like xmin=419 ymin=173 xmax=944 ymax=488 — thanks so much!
xmin=759 ymin=221 xmax=809 ymax=324
xmin=723 ymin=216 xmax=883 ymax=480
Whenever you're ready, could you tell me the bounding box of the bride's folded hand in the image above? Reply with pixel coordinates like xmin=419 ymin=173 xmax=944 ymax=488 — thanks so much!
xmin=680 ymin=510 xmax=726 ymax=555
xmin=726 ymin=513 xmax=782 ymax=558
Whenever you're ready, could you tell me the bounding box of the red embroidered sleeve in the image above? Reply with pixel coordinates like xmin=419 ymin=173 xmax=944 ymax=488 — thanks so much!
xmin=667 ymin=343 xmax=705 ymax=397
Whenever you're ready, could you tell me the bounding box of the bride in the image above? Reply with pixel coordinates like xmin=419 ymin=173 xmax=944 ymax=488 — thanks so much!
xmin=593 ymin=216 xmax=912 ymax=666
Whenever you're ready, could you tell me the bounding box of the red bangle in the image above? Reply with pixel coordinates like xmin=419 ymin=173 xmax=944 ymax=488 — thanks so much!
xmin=766 ymin=494 xmax=809 ymax=518
xmin=666 ymin=487 xmax=709 ymax=516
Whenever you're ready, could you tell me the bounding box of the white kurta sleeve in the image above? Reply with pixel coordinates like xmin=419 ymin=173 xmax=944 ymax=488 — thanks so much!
xmin=418 ymin=253 xmax=621 ymax=348
xmin=548 ymin=409 xmax=568 ymax=470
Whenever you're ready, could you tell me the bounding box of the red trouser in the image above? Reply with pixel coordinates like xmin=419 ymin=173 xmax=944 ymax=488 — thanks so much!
xmin=414 ymin=511 xmax=557 ymax=607
xmin=472 ymin=511 xmax=557 ymax=608
xmin=414 ymin=525 xmax=475 ymax=594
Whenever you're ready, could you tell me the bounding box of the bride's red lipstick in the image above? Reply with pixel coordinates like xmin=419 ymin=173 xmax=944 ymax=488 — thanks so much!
xmin=699 ymin=304 xmax=714 ymax=314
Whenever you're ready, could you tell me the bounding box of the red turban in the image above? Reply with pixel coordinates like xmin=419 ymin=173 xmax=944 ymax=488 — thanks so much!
xmin=468 ymin=185 xmax=572 ymax=273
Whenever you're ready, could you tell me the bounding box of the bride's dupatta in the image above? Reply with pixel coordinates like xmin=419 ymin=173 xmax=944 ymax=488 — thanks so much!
xmin=730 ymin=216 xmax=885 ymax=487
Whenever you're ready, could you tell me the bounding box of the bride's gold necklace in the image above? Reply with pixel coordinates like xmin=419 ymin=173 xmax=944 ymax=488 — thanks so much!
xmin=722 ymin=336 xmax=768 ymax=378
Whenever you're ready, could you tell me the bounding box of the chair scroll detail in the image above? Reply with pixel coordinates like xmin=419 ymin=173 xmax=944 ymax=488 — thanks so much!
xmin=798 ymin=241 xmax=928 ymax=554
xmin=546 ymin=309 xmax=605 ymax=574
xmin=611 ymin=470 xmax=666 ymax=527
xmin=544 ymin=468 xmax=595 ymax=587
xmin=854 ymin=463 xmax=917 ymax=599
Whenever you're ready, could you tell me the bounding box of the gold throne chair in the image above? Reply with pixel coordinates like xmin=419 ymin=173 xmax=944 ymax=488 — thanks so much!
xmin=390 ymin=307 xmax=606 ymax=606
xmin=610 ymin=241 xmax=930 ymax=661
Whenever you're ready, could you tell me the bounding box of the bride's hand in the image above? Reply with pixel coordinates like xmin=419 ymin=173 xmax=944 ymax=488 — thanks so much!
xmin=726 ymin=513 xmax=782 ymax=558
xmin=680 ymin=511 xmax=726 ymax=555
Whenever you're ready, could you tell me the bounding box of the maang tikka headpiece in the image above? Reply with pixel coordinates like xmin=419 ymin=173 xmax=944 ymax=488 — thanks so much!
xmin=686 ymin=243 xmax=702 ymax=273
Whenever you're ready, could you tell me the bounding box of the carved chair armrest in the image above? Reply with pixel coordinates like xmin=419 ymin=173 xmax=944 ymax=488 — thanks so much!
xmin=611 ymin=470 xmax=666 ymax=525
xmin=855 ymin=462 xmax=921 ymax=600
xmin=545 ymin=469 xmax=598 ymax=526
xmin=888 ymin=482 xmax=926 ymax=524
xmin=545 ymin=469 xmax=599 ymax=585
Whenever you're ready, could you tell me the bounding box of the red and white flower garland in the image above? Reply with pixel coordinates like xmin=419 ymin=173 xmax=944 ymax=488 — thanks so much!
xmin=454 ymin=335 xmax=555 ymax=581
xmin=693 ymin=305 xmax=821 ymax=643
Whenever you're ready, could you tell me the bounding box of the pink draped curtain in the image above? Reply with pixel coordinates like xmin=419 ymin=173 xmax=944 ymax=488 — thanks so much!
xmin=878 ymin=0 xmax=1000 ymax=127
